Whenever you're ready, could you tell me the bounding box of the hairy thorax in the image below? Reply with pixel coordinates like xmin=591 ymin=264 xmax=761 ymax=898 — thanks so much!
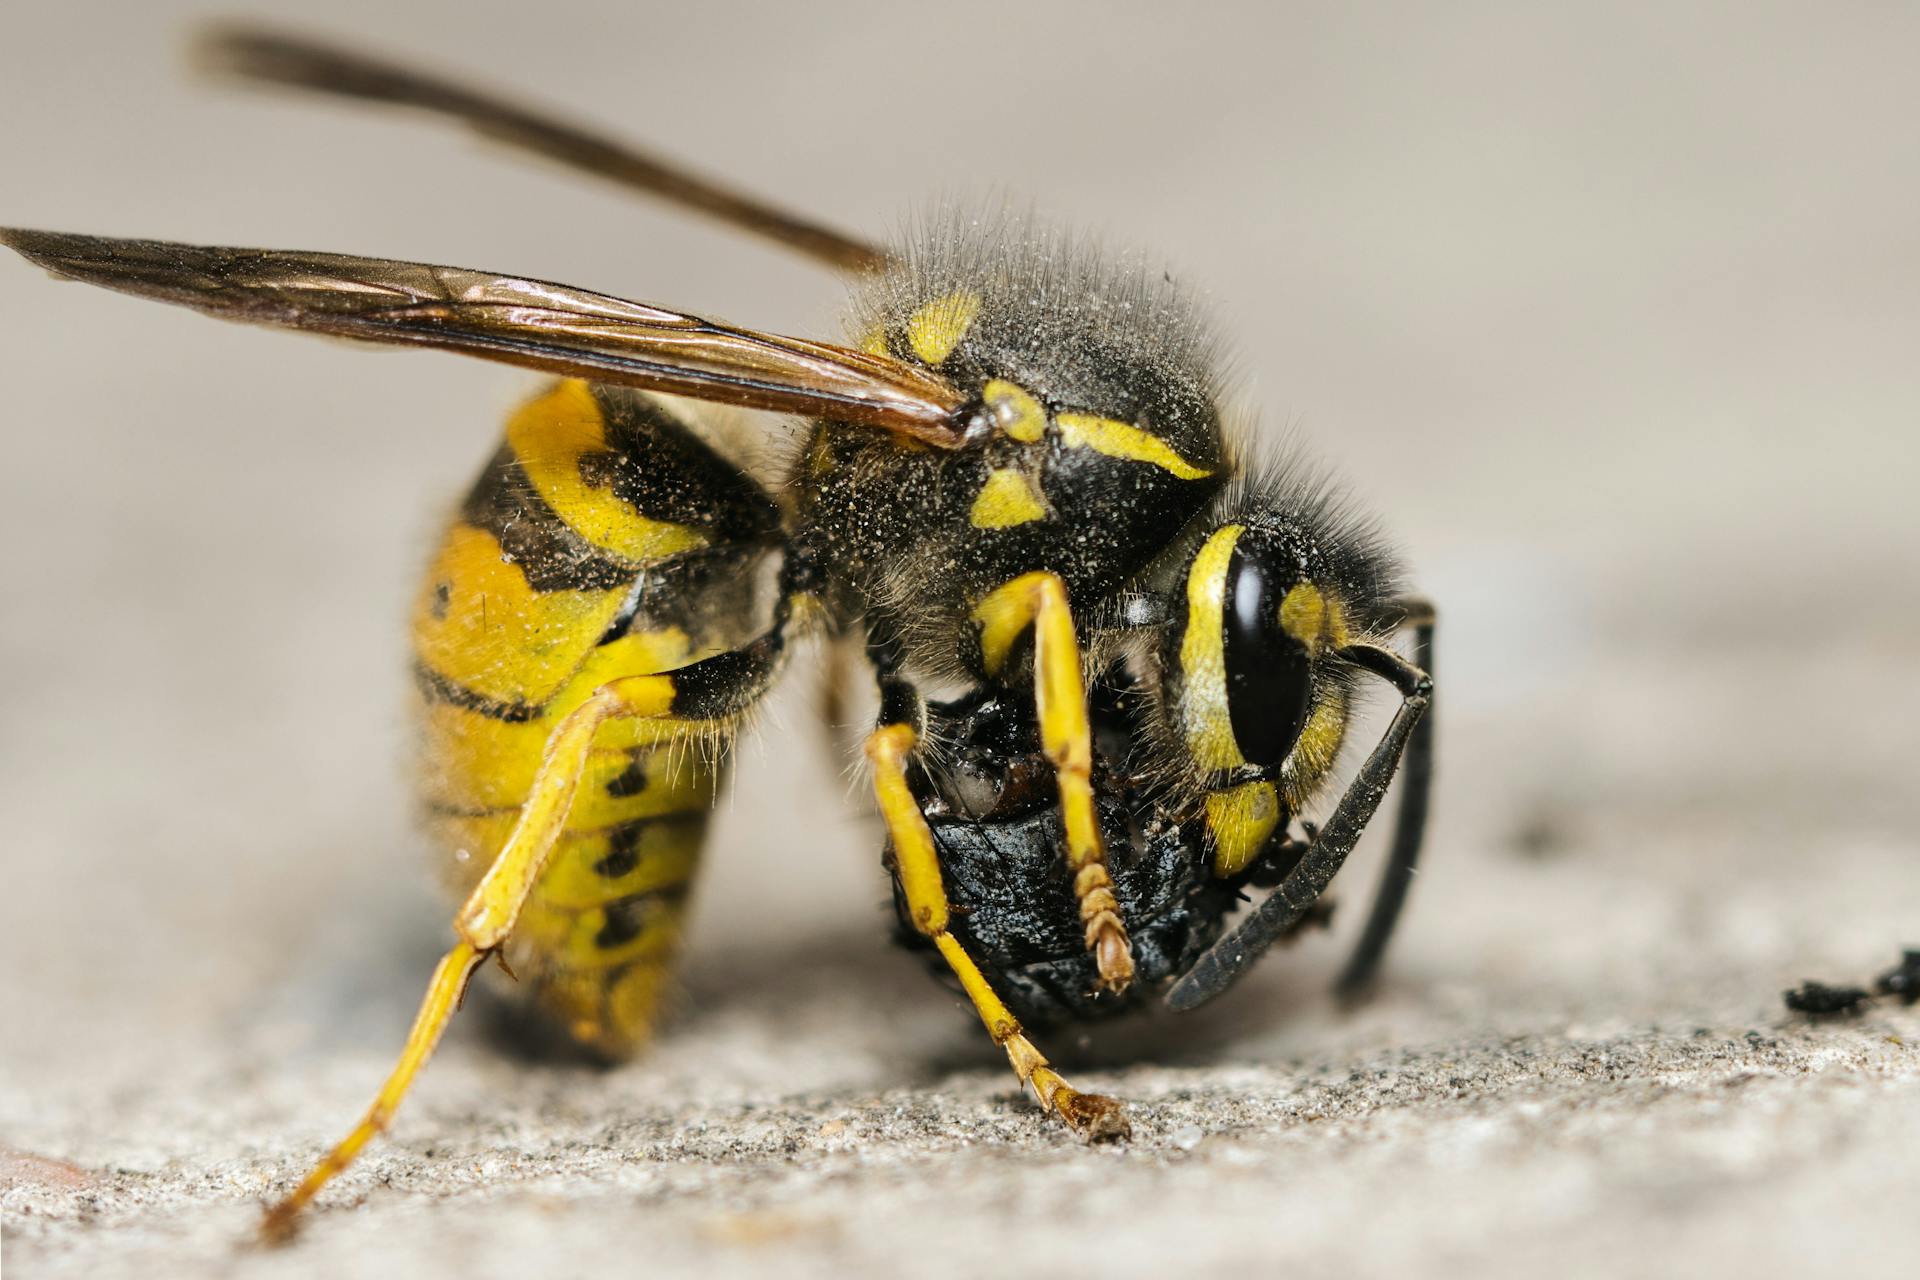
xmin=792 ymin=227 xmax=1232 ymax=680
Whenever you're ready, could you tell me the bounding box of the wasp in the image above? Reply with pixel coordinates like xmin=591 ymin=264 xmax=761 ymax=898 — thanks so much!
xmin=0 ymin=26 xmax=1435 ymax=1235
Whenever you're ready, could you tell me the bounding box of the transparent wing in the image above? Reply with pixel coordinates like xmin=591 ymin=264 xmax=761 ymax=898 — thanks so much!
xmin=1 ymin=229 xmax=970 ymax=442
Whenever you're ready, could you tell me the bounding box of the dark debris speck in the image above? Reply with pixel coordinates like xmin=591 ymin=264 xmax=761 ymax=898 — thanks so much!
xmin=1873 ymin=950 xmax=1920 ymax=1006
xmin=1783 ymin=981 xmax=1872 ymax=1017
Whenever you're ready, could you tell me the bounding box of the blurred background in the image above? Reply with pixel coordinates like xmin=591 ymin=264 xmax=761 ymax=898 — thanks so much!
xmin=2 ymin=3 xmax=1915 ymax=1277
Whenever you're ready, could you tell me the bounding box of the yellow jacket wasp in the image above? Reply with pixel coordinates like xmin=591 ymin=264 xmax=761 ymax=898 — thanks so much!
xmin=0 ymin=25 xmax=1435 ymax=1236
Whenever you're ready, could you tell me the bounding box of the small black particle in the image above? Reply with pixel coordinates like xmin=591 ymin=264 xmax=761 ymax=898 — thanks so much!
xmin=1873 ymin=949 xmax=1920 ymax=1005
xmin=1783 ymin=981 xmax=1871 ymax=1017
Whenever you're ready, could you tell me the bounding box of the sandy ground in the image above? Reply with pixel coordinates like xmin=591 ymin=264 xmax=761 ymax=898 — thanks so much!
xmin=2 ymin=3 xmax=1917 ymax=1277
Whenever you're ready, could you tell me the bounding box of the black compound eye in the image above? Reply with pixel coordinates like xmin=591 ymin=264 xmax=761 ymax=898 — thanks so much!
xmin=1221 ymin=532 xmax=1314 ymax=768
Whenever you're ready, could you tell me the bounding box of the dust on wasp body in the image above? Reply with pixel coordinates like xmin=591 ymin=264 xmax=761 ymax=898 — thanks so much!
xmin=0 ymin=25 xmax=1435 ymax=1237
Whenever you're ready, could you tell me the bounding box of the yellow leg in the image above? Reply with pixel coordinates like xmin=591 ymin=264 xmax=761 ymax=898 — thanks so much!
xmin=971 ymin=572 xmax=1134 ymax=991
xmin=261 ymin=673 xmax=685 ymax=1240
xmin=261 ymin=942 xmax=485 ymax=1241
xmin=866 ymin=724 xmax=1130 ymax=1140
xmin=455 ymin=675 xmax=675 ymax=950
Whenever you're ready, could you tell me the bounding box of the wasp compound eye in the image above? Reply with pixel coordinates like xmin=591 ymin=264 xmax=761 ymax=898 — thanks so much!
xmin=1166 ymin=522 xmax=1338 ymax=782
xmin=1222 ymin=527 xmax=1318 ymax=769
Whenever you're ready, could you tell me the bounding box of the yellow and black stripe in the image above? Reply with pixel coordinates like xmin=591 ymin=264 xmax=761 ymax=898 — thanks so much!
xmin=413 ymin=379 xmax=778 ymax=1056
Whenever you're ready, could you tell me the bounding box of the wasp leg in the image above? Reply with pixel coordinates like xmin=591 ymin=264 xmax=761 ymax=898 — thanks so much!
xmin=262 ymin=627 xmax=793 ymax=1239
xmin=865 ymin=703 xmax=1131 ymax=1142
xmin=260 ymin=942 xmax=484 ymax=1241
xmin=969 ymin=571 xmax=1134 ymax=992
xmin=1335 ymin=599 xmax=1437 ymax=998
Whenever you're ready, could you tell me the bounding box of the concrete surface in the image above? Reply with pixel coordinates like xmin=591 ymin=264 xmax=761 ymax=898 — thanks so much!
xmin=2 ymin=3 xmax=1917 ymax=1277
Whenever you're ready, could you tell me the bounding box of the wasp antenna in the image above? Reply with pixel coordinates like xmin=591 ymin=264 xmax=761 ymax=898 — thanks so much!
xmin=1334 ymin=609 xmax=1437 ymax=999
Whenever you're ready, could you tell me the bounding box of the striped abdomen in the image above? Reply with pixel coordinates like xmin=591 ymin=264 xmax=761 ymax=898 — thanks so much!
xmin=410 ymin=380 xmax=778 ymax=1056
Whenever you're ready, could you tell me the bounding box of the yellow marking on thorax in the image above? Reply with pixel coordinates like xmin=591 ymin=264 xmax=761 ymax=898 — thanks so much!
xmin=1206 ymin=779 xmax=1281 ymax=878
xmin=970 ymin=468 xmax=1050 ymax=528
xmin=507 ymin=380 xmax=710 ymax=564
xmin=1178 ymin=525 xmax=1245 ymax=773
xmin=906 ymin=291 xmax=981 ymax=365
xmin=983 ymin=379 xmax=1047 ymax=442
xmin=857 ymin=322 xmax=891 ymax=357
xmin=412 ymin=523 xmax=632 ymax=707
xmin=1056 ymin=413 xmax=1214 ymax=480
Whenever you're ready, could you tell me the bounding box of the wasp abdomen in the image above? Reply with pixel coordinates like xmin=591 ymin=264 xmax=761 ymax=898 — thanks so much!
xmin=412 ymin=379 xmax=777 ymax=1056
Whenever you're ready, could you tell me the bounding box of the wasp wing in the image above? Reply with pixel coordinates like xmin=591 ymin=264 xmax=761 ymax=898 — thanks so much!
xmin=195 ymin=24 xmax=889 ymax=273
xmin=0 ymin=230 xmax=969 ymax=442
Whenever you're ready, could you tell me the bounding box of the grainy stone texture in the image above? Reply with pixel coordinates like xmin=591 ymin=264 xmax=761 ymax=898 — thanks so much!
xmin=3 ymin=4 xmax=1917 ymax=1278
